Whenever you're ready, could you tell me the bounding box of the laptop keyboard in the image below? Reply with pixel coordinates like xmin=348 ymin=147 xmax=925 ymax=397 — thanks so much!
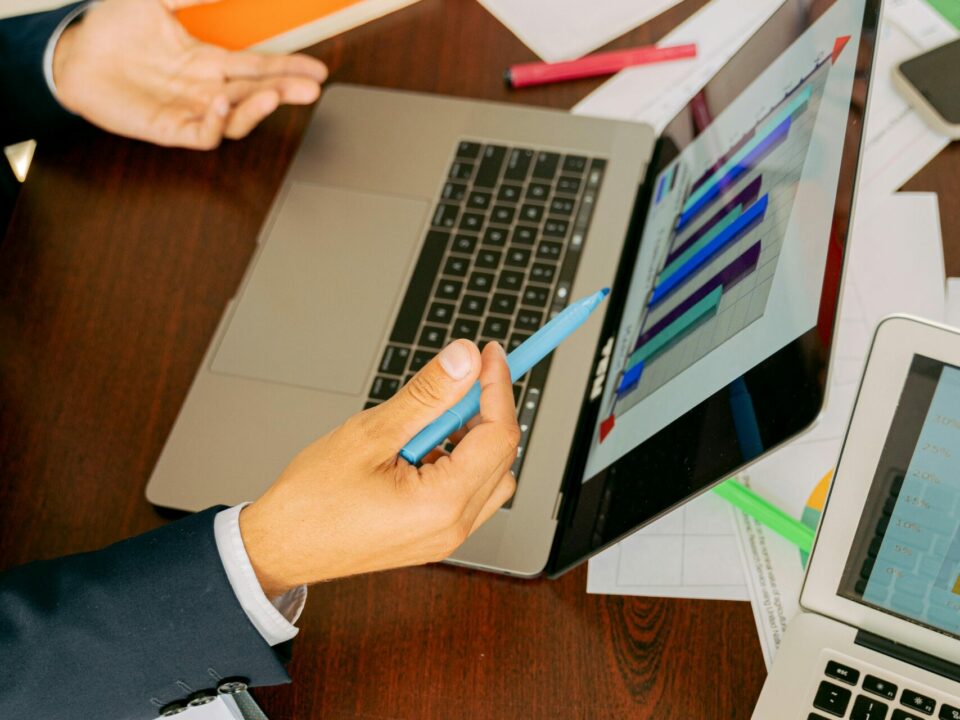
xmin=365 ymin=140 xmax=606 ymax=494
xmin=808 ymin=654 xmax=960 ymax=719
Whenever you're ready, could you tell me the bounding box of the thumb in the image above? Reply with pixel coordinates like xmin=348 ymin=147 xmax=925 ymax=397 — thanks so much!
xmin=365 ymin=340 xmax=481 ymax=453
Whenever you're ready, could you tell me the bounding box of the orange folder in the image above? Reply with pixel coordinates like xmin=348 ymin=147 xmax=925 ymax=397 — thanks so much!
xmin=178 ymin=0 xmax=418 ymax=51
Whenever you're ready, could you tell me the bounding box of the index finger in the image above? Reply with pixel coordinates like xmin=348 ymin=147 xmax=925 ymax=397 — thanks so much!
xmin=449 ymin=343 xmax=520 ymax=476
xmin=223 ymin=51 xmax=329 ymax=82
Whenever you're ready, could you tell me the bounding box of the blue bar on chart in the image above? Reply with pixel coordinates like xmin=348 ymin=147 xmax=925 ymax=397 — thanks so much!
xmin=666 ymin=175 xmax=762 ymax=266
xmin=650 ymin=194 xmax=768 ymax=307
xmin=675 ymin=84 xmax=812 ymax=233
xmin=616 ymin=360 xmax=645 ymax=396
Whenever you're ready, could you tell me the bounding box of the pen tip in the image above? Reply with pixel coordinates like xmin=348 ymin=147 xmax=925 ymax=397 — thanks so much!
xmin=600 ymin=287 xmax=610 ymax=299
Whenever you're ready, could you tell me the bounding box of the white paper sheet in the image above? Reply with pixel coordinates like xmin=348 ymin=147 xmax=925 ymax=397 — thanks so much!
xmin=856 ymin=2 xmax=958 ymax=207
xmin=587 ymin=491 xmax=748 ymax=599
xmin=573 ymin=0 xmax=786 ymax=132
xmin=173 ymin=697 xmax=244 ymax=719
xmin=475 ymin=0 xmax=684 ymax=63
xmin=733 ymin=192 xmax=946 ymax=667
xmin=946 ymin=278 xmax=960 ymax=329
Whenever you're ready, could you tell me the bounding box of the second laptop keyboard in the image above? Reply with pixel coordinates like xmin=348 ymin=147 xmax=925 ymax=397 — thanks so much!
xmin=366 ymin=140 xmax=606 ymax=489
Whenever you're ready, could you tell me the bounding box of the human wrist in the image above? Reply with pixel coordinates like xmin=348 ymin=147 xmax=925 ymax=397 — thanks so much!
xmin=238 ymin=502 xmax=302 ymax=598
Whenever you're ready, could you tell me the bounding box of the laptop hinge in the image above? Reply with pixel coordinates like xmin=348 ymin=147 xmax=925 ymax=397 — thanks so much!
xmin=855 ymin=630 xmax=960 ymax=684
xmin=551 ymin=492 xmax=564 ymax=521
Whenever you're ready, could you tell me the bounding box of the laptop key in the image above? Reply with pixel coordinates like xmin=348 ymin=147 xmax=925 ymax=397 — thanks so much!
xmin=467 ymin=272 xmax=494 ymax=293
xmin=498 ymin=271 xmax=524 ymax=291
xmin=452 ymin=234 xmax=477 ymax=254
xmin=556 ymin=176 xmax=581 ymax=194
xmin=410 ymin=350 xmax=434 ymax=372
xmin=527 ymin=182 xmax=550 ymax=201
xmin=941 ymin=705 xmax=960 ymax=720
xmin=460 ymin=295 xmax=487 ymax=316
xmin=851 ymin=695 xmax=889 ymax=720
xmin=508 ymin=333 xmax=530 ymax=352
xmin=814 ymin=680 xmax=852 ymax=717
xmin=475 ymin=145 xmax=507 ymax=188
xmin=370 ymin=376 xmax=401 ymax=401
xmin=432 ymin=203 xmax=459 ymax=229
xmin=476 ymin=249 xmax=502 ymax=269
xmin=460 ymin=212 xmax=484 ymax=232
xmin=826 ymin=661 xmax=860 ymax=686
xmin=512 ymin=226 xmax=537 ymax=246
xmin=530 ymin=262 xmax=556 ymax=284
xmin=490 ymin=293 xmax=518 ymax=315
xmin=498 ymin=184 xmax=522 ymax=203
xmin=443 ymin=256 xmax=469 ymax=277
xmin=550 ymin=197 xmax=575 ymax=215
xmin=390 ymin=230 xmax=448 ymax=344
xmin=457 ymin=141 xmax=481 ymax=159
xmin=378 ymin=346 xmax=410 ymax=376
xmin=532 ymin=151 xmax=560 ymax=180
xmin=522 ymin=286 xmax=549 ymax=307
xmin=419 ymin=325 xmax=446 ymax=349
xmin=435 ymin=278 xmax=463 ymax=301
xmin=537 ymin=241 xmax=563 ymax=260
xmin=449 ymin=161 xmax=473 ymax=180
xmin=504 ymin=148 xmax=534 ymax=182
xmin=491 ymin=205 xmax=516 ymax=225
xmin=516 ymin=309 xmax=542 ymax=332
xmin=901 ymin=690 xmax=934 ymax=715
xmin=505 ymin=248 xmax=532 ymax=268
xmin=562 ymin=155 xmax=588 ymax=174
xmin=864 ymin=677 xmax=898 ymax=701
xmin=452 ymin=317 xmax=480 ymax=340
xmin=442 ymin=182 xmax=467 ymax=201
xmin=468 ymin=191 xmax=492 ymax=210
xmin=483 ymin=227 xmax=508 ymax=247
xmin=427 ymin=302 xmax=455 ymax=324
xmin=520 ymin=203 xmax=544 ymax=224
xmin=482 ymin=317 xmax=509 ymax=340
xmin=894 ymin=711 xmax=926 ymax=720
xmin=544 ymin=218 xmax=570 ymax=237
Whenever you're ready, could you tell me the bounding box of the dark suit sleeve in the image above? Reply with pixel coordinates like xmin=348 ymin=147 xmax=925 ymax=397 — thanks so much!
xmin=0 ymin=507 xmax=293 ymax=720
xmin=0 ymin=3 xmax=86 ymax=146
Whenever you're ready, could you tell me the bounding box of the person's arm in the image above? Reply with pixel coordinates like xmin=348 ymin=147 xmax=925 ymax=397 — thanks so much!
xmin=0 ymin=507 xmax=292 ymax=720
xmin=0 ymin=340 xmax=518 ymax=719
xmin=0 ymin=3 xmax=86 ymax=146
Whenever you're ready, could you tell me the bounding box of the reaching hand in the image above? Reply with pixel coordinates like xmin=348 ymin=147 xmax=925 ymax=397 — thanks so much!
xmin=239 ymin=341 xmax=520 ymax=596
xmin=52 ymin=0 xmax=328 ymax=149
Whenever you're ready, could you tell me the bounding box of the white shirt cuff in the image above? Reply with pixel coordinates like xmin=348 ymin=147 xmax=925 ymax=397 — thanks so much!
xmin=214 ymin=503 xmax=307 ymax=646
xmin=42 ymin=3 xmax=94 ymax=101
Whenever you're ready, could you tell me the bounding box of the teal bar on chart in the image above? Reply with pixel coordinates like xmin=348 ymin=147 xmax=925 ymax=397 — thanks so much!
xmin=626 ymin=285 xmax=723 ymax=370
xmin=681 ymin=85 xmax=813 ymax=215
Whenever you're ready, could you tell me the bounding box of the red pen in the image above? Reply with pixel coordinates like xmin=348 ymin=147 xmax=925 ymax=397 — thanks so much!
xmin=505 ymin=43 xmax=698 ymax=89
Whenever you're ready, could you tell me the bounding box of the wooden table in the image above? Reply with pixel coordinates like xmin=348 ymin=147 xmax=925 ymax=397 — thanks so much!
xmin=2 ymin=1 xmax=957 ymax=717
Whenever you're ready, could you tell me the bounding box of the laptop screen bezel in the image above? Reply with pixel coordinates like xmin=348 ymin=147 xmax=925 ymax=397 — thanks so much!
xmin=801 ymin=317 xmax=960 ymax=663
xmin=546 ymin=0 xmax=883 ymax=577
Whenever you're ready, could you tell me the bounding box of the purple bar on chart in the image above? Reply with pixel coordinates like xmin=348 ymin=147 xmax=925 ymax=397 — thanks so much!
xmin=666 ymin=176 xmax=762 ymax=266
xmin=675 ymin=116 xmax=790 ymax=233
xmin=637 ymin=242 xmax=761 ymax=348
xmin=655 ymin=174 xmax=667 ymax=204
xmin=616 ymin=360 xmax=645 ymax=396
xmin=688 ymin=127 xmax=757 ymax=195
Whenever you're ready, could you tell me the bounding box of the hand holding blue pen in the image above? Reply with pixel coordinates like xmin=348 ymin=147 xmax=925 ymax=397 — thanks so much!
xmin=401 ymin=288 xmax=610 ymax=464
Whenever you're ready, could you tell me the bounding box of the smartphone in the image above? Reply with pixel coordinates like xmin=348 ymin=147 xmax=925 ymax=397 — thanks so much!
xmin=893 ymin=38 xmax=960 ymax=138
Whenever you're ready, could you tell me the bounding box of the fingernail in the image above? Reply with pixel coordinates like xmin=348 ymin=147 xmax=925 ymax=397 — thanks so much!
xmin=438 ymin=341 xmax=472 ymax=380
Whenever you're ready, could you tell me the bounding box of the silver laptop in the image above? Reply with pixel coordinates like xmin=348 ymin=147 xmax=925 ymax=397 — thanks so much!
xmin=754 ymin=316 xmax=960 ymax=719
xmin=147 ymin=0 xmax=882 ymax=577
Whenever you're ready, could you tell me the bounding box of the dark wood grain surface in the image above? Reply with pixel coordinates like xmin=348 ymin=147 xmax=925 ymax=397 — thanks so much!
xmin=1 ymin=1 xmax=956 ymax=718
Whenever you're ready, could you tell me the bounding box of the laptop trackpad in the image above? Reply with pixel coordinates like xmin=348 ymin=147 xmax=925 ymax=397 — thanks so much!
xmin=211 ymin=183 xmax=428 ymax=394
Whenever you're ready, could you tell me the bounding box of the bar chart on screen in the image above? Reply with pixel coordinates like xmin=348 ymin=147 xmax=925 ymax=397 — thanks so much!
xmin=597 ymin=38 xmax=851 ymax=444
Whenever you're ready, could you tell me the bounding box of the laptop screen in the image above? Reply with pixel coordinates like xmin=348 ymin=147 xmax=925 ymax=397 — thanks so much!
xmin=549 ymin=0 xmax=880 ymax=574
xmin=839 ymin=356 xmax=960 ymax=639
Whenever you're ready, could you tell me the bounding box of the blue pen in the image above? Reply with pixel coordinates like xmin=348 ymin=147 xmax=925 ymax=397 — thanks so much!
xmin=400 ymin=288 xmax=610 ymax=464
